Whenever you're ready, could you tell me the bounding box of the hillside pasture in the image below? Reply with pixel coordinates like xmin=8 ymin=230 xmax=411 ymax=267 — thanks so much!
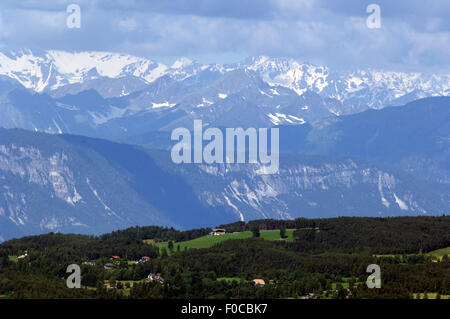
xmin=147 ymin=229 xmax=295 ymax=253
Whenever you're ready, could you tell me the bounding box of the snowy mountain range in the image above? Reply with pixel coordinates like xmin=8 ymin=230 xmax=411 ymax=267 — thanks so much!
xmin=0 ymin=49 xmax=449 ymax=241
xmin=1 ymin=49 xmax=449 ymax=142
xmin=1 ymin=49 xmax=449 ymax=109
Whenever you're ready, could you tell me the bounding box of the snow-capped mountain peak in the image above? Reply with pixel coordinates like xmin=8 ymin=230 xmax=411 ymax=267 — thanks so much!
xmin=171 ymin=57 xmax=194 ymax=69
xmin=0 ymin=49 xmax=167 ymax=92
xmin=0 ymin=49 xmax=449 ymax=110
xmin=243 ymin=56 xmax=450 ymax=108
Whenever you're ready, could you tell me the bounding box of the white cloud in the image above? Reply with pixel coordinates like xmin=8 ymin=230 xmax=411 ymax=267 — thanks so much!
xmin=0 ymin=0 xmax=448 ymax=72
xmin=116 ymin=18 xmax=137 ymax=31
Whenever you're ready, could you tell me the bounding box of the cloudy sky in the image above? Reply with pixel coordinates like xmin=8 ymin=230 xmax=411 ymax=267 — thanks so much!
xmin=0 ymin=0 xmax=449 ymax=72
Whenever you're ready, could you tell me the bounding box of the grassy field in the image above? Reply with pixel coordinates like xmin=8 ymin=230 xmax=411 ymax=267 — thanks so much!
xmin=146 ymin=229 xmax=295 ymax=253
xmin=426 ymin=246 xmax=450 ymax=260
xmin=413 ymin=293 xmax=450 ymax=299
xmin=375 ymin=246 xmax=450 ymax=260
xmin=8 ymin=256 xmax=18 ymax=263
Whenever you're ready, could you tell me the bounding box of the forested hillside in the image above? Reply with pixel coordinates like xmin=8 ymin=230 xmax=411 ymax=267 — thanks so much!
xmin=0 ymin=216 xmax=448 ymax=299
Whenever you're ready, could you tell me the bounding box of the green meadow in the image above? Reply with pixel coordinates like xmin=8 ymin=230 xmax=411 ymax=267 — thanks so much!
xmin=146 ymin=229 xmax=295 ymax=253
xmin=426 ymin=246 xmax=450 ymax=260
xmin=375 ymin=246 xmax=450 ymax=261
xmin=331 ymin=277 xmax=363 ymax=290
xmin=8 ymin=256 xmax=18 ymax=263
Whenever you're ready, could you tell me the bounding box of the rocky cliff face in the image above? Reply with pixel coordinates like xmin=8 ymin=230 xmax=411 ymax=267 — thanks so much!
xmin=0 ymin=131 xmax=180 ymax=240
xmin=1 ymin=129 xmax=448 ymax=241
xmin=168 ymin=158 xmax=449 ymax=223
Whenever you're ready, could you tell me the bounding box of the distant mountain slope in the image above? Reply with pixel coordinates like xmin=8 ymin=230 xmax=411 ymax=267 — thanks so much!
xmin=117 ymin=96 xmax=450 ymax=185
xmin=277 ymin=97 xmax=450 ymax=184
xmin=0 ymin=69 xmax=337 ymax=138
xmin=0 ymin=129 xmax=235 ymax=241
xmin=49 ymin=75 xmax=149 ymax=98
xmin=1 ymin=128 xmax=449 ymax=241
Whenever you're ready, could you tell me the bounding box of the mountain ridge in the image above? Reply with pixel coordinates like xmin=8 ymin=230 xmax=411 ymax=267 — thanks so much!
xmin=1 ymin=49 xmax=448 ymax=109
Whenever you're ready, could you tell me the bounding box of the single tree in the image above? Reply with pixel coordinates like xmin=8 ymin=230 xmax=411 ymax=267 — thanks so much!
xmin=280 ymin=227 xmax=286 ymax=239
xmin=251 ymin=225 xmax=260 ymax=238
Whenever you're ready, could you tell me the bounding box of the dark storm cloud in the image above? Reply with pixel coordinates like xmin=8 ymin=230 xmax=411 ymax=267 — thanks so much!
xmin=0 ymin=0 xmax=448 ymax=71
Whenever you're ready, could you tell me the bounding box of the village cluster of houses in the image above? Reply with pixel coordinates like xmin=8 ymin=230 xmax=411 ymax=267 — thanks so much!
xmin=101 ymin=256 xmax=164 ymax=284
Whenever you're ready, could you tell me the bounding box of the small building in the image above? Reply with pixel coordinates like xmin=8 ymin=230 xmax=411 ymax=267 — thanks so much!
xmin=147 ymin=273 xmax=164 ymax=284
xmin=209 ymin=228 xmax=226 ymax=236
xmin=17 ymin=250 xmax=28 ymax=259
xmin=104 ymin=263 xmax=115 ymax=270
xmin=253 ymin=279 xmax=265 ymax=286
xmin=139 ymin=256 xmax=150 ymax=263
xmin=83 ymin=260 xmax=96 ymax=265
xmin=111 ymin=256 xmax=120 ymax=260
